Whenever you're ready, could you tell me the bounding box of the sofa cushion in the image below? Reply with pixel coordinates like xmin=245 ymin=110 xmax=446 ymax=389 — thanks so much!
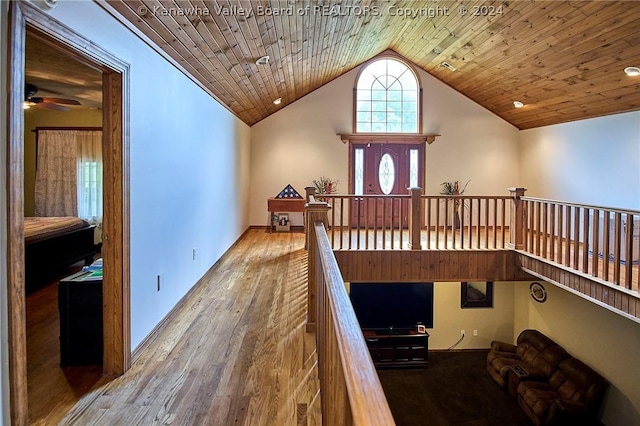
xmin=518 ymin=381 xmax=558 ymax=418
xmin=550 ymin=357 xmax=607 ymax=408
xmin=530 ymin=345 xmax=570 ymax=377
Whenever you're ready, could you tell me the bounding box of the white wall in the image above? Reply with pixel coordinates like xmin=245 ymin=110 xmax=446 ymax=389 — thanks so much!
xmin=516 ymin=114 xmax=640 ymax=425
xmin=40 ymin=1 xmax=252 ymax=349
xmin=519 ymin=112 xmax=640 ymax=209
xmin=0 ymin=0 xmax=8 ymax=422
xmin=514 ymin=282 xmax=640 ymax=426
xmin=249 ymin=62 xmax=520 ymax=226
xmin=430 ymin=281 xmax=517 ymax=350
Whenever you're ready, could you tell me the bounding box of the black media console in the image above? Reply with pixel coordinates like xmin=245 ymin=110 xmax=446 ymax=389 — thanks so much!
xmin=363 ymin=330 xmax=429 ymax=368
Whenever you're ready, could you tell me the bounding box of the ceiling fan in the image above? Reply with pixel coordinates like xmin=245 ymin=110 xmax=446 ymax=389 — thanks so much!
xmin=24 ymin=83 xmax=81 ymax=111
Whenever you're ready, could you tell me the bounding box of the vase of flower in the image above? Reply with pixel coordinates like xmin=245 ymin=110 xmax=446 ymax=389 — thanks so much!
xmin=312 ymin=176 xmax=339 ymax=201
xmin=440 ymin=180 xmax=470 ymax=229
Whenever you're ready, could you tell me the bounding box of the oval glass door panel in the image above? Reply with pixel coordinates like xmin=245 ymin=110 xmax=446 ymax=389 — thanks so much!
xmin=378 ymin=153 xmax=396 ymax=194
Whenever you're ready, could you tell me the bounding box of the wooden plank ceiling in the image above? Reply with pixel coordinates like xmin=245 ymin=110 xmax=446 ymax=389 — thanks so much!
xmin=104 ymin=0 xmax=640 ymax=129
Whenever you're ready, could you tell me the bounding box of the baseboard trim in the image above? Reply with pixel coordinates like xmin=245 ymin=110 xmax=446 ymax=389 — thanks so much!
xmin=131 ymin=226 xmax=253 ymax=364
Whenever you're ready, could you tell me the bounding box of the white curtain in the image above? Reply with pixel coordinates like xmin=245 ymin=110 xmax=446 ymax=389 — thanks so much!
xmin=35 ymin=129 xmax=103 ymax=240
xmin=34 ymin=130 xmax=78 ymax=217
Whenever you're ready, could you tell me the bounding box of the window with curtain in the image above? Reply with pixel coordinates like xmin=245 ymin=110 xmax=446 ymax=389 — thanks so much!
xmin=355 ymin=58 xmax=419 ymax=133
xmin=35 ymin=129 xmax=103 ymax=237
xmin=76 ymin=130 xmax=103 ymax=226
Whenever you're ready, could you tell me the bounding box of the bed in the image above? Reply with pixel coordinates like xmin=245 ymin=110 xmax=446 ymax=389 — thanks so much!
xmin=24 ymin=216 xmax=97 ymax=293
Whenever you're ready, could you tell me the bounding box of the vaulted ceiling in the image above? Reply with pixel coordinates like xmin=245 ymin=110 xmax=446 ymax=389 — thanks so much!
xmin=102 ymin=1 xmax=640 ymax=129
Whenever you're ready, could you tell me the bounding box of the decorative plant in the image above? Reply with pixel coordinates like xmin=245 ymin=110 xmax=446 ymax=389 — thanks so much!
xmin=312 ymin=176 xmax=339 ymax=195
xmin=440 ymin=180 xmax=470 ymax=198
xmin=440 ymin=180 xmax=470 ymax=228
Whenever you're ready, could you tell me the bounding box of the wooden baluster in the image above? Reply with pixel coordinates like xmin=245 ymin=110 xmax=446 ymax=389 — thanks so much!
xmin=549 ymin=204 xmax=556 ymax=261
xmin=444 ymin=196 xmax=450 ymax=249
xmin=425 ymin=197 xmax=431 ymax=249
xmin=452 ymin=199 xmax=457 ymax=249
xmin=500 ymin=198 xmax=507 ymax=248
xmin=332 ymin=196 xmax=337 ymax=245
xmin=582 ymin=208 xmax=590 ymax=273
xmin=476 ymin=198 xmax=482 ymax=249
xmin=624 ymin=213 xmax=634 ymax=289
xmin=435 ymin=197 xmax=441 ymax=249
xmin=484 ymin=198 xmax=490 ymax=249
xmin=528 ymin=201 xmax=535 ymax=252
xmin=536 ymin=202 xmax=542 ymax=256
xmin=389 ymin=197 xmax=392 ymax=248
xmin=603 ymin=211 xmax=610 ymax=281
xmin=399 ymin=196 xmax=405 ymax=249
xmin=460 ymin=198 xmax=466 ymax=249
xmin=373 ymin=197 xmax=378 ymax=250
xmin=614 ymin=212 xmax=622 ymax=285
xmin=469 ymin=198 xmax=474 ymax=249
xmin=390 ymin=196 xmax=395 ymax=249
xmin=592 ymin=209 xmax=599 ymax=278
xmin=492 ymin=198 xmax=498 ymax=249
xmin=563 ymin=206 xmax=571 ymax=267
xmin=542 ymin=203 xmax=548 ymax=259
xmin=573 ymin=207 xmax=580 ymax=270
xmin=408 ymin=188 xmax=422 ymax=250
xmin=556 ymin=205 xmax=564 ymax=263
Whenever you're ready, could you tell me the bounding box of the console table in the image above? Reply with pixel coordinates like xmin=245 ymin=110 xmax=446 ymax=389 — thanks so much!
xmin=363 ymin=330 xmax=429 ymax=368
xmin=267 ymin=197 xmax=306 ymax=232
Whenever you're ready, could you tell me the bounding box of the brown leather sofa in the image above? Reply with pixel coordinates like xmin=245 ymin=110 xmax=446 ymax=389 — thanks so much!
xmin=487 ymin=329 xmax=608 ymax=426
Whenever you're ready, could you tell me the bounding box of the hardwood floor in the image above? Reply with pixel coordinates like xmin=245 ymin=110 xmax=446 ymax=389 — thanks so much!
xmin=27 ymin=229 xmax=321 ymax=425
xmin=27 ymin=263 xmax=106 ymax=426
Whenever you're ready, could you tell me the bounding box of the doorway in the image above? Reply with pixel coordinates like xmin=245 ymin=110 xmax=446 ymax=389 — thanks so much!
xmin=350 ymin=142 xmax=424 ymax=228
xmin=7 ymin=2 xmax=130 ymax=424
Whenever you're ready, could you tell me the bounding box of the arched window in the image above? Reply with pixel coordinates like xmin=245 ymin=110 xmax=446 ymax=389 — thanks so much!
xmin=355 ymin=58 xmax=419 ymax=133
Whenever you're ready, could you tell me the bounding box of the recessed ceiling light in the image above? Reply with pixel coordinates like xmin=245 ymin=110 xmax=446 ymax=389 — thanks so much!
xmin=256 ymin=55 xmax=270 ymax=66
xmin=440 ymin=62 xmax=457 ymax=71
xmin=624 ymin=66 xmax=640 ymax=77
xmin=273 ymin=98 xmax=282 ymax=105
xmin=513 ymin=101 xmax=524 ymax=108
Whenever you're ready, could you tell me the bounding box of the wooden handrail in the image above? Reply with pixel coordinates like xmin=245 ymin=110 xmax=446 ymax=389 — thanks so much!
xmin=318 ymin=191 xmax=512 ymax=250
xmin=313 ymin=221 xmax=396 ymax=425
xmin=306 ymin=189 xmax=637 ymax=294
xmin=521 ymin=196 xmax=640 ymax=215
xmin=521 ymin=197 xmax=639 ymax=291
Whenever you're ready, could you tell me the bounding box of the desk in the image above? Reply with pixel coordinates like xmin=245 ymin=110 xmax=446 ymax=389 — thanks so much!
xmin=267 ymin=198 xmax=306 ymax=232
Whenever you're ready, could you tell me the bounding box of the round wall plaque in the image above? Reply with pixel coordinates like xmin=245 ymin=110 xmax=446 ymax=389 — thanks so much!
xmin=530 ymin=282 xmax=547 ymax=303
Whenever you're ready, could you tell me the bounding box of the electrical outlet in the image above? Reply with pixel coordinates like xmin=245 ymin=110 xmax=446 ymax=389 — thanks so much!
xmin=192 ymin=248 xmax=197 ymax=261
xmin=473 ymin=329 xmax=478 ymax=336
xmin=461 ymin=329 xmax=465 ymax=336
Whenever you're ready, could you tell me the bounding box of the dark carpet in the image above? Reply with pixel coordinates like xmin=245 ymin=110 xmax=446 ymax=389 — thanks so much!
xmin=377 ymin=350 xmax=532 ymax=426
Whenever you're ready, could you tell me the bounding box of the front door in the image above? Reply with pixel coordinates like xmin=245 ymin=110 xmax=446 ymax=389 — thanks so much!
xmin=351 ymin=143 xmax=423 ymax=228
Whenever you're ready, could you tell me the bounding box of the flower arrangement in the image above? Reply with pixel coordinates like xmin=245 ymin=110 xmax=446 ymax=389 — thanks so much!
xmin=440 ymin=180 xmax=470 ymax=229
xmin=312 ymin=176 xmax=339 ymax=195
xmin=440 ymin=180 xmax=470 ymax=197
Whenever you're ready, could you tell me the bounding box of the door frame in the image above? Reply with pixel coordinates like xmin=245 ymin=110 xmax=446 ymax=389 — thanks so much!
xmin=7 ymin=2 xmax=130 ymax=423
xmin=348 ymin=139 xmax=426 ymax=227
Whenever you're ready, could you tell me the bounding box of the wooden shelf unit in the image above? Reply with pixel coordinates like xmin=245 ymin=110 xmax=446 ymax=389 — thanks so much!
xmin=363 ymin=330 xmax=429 ymax=368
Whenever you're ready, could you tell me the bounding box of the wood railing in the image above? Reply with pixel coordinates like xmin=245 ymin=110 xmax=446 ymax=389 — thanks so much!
xmin=318 ymin=188 xmax=512 ymax=250
xmin=305 ymin=187 xmax=638 ymax=293
xmin=307 ymin=207 xmax=395 ymax=425
xmin=521 ymin=197 xmax=640 ymax=291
